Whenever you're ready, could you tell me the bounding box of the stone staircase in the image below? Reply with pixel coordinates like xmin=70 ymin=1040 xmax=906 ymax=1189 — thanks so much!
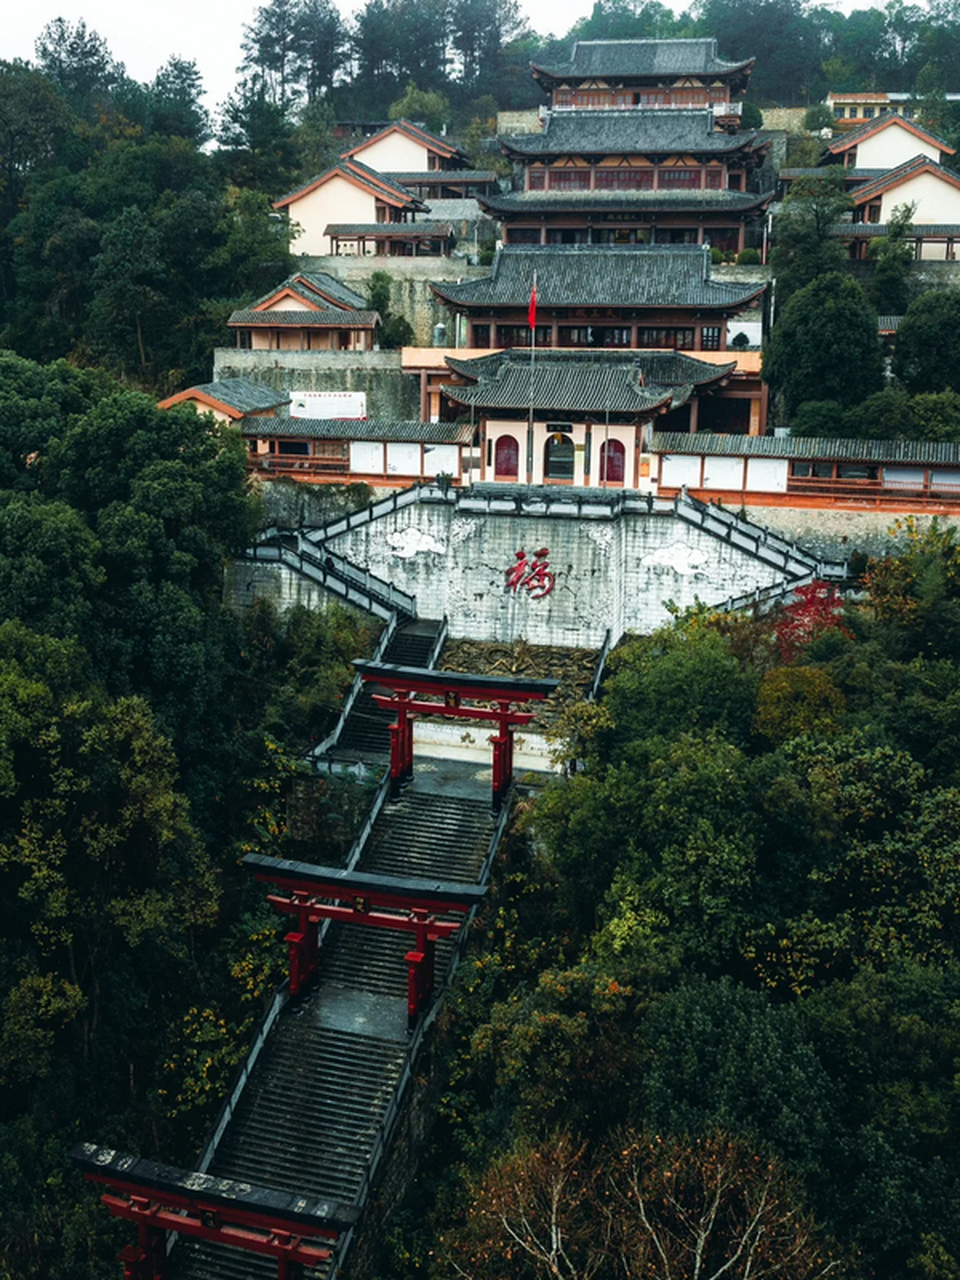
xmin=334 ymin=619 xmax=443 ymax=760
xmin=174 ymin=774 xmax=496 ymax=1280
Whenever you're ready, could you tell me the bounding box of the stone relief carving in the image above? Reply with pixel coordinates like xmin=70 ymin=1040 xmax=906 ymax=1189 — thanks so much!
xmin=385 ymin=527 xmax=447 ymax=558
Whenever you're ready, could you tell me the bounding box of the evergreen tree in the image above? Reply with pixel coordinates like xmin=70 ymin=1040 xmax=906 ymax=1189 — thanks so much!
xmin=764 ymin=272 xmax=884 ymax=419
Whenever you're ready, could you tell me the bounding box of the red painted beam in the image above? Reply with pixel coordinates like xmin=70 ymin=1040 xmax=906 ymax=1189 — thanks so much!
xmin=357 ymin=672 xmax=552 ymax=702
xmin=266 ymin=895 xmax=465 ymax=938
xmin=85 ymin=1177 xmax=343 ymax=1242
xmin=100 ymin=1194 xmax=333 ymax=1263
xmin=370 ymin=695 xmax=535 ymax=724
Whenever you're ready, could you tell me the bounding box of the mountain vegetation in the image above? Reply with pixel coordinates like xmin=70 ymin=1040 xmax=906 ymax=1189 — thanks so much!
xmin=385 ymin=558 xmax=960 ymax=1280
xmin=0 ymin=353 xmax=378 ymax=1277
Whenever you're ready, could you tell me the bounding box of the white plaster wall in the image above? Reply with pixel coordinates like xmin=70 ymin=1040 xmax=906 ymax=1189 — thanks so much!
xmin=387 ymin=442 xmax=421 ymax=475
xmin=329 ymin=506 xmax=786 ymax=646
xmin=878 ymin=170 xmax=960 ymax=223
xmin=660 ymin=454 xmax=702 ymax=488
xmin=856 ymin=129 xmax=941 ymax=168
xmin=286 ymin=176 xmax=377 ymax=255
xmin=746 ymin=458 xmax=788 ymax=492
xmin=353 ymin=133 xmax=428 ymax=170
xmin=423 ymin=443 xmax=460 ymax=477
xmin=351 ymin=440 xmax=385 ymax=472
xmin=702 ymin=455 xmax=746 ymax=490
xmin=414 ymin=719 xmax=558 ymax=772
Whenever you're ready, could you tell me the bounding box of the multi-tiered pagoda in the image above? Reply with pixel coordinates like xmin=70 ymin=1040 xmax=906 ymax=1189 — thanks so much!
xmin=485 ymin=38 xmax=772 ymax=256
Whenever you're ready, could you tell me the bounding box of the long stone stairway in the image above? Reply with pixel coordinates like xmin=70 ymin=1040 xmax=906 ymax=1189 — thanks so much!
xmin=333 ymin=619 xmax=442 ymax=760
xmin=174 ymin=762 xmax=496 ymax=1280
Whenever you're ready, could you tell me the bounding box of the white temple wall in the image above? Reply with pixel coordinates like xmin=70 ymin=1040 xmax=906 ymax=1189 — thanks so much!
xmin=328 ymin=505 xmax=784 ymax=646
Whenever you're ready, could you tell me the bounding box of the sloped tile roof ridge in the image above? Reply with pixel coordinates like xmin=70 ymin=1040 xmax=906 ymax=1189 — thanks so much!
xmin=502 ymin=109 xmax=757 ymax=154
xmin=341 ymin=156 xmax=427 ymax=200
xmin=651 ymin=431 xmax=960 ymax=463
xmin=480 ymin=189 xmax=774 ymax=213
xmin=228 ymin=308 xmax=380 ymax=325
xmin=296 ymin=271 xmax=368 ymax=309
xmin=445 ymin=347 xmax=734 ymax=387
xmin=247 ymin=417 xmax=473 ymax=443
xmin=392 ymin=118 xmax=469 ymax=158
xmin=533 ymin=37 xmax=754 ymax=79
xmin=827 ymin=111 xmax=955 ymax=155
xmin=191 ymin=379 xmax=290 ymax=412
xmin=851 ymin=153 xmax=960 ymax=201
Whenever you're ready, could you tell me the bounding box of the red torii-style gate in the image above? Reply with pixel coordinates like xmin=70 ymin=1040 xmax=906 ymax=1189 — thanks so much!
xmin=353 ymin=661 xmax=559 ymax=811
xmin=245 ymin=855 xmax=487 ymax=1027
xmin=71 ymin=1144 xmax=359 ymax=1280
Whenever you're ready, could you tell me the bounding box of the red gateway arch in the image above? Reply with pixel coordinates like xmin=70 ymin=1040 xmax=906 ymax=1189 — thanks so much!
xmin=353 ymin=660 xmax=559 ymax=811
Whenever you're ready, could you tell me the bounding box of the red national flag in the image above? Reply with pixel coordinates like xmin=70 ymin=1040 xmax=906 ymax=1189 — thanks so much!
xmin=528 ymin=275 xmax=537 ymax=330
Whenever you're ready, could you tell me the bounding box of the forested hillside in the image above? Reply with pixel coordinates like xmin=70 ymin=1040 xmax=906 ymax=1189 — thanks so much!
xmin=0 ymin=353 xmax=377 ymax=1277
xmin=389 ymin=553 xmax=960 ymax=1279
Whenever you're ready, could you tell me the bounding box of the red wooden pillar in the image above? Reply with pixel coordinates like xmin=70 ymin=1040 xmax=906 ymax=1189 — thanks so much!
xmin=491 ymin=734 xmax=506 ymax=813
xmin=118 ymin=1245 xmax=148 ymax=1280
xmin=129 ymin=1213 xmax=166 ymax=1280
xmin=405 ymin=916 xmax=436 ymax=1031
xmin=389 ymin=694 xmax=414 ymax=799
xmin=404 ymin=699 xmax=415 ymax=782
xmin=389 ymin=720 xmax=403 ymax=799
xmin=286 ymin=902 xmax=319 ymax=996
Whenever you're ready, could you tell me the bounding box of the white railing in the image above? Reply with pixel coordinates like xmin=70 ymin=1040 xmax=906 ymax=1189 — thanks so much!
xmin=545 ymin=100 xmax=741 ymax=116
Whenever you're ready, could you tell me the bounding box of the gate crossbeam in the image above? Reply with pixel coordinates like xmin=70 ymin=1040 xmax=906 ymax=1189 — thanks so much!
xmin=245 ymin=856 xmax=487 ymax=1025
xmin=71 ymin=1144 xmax=358 ymax=1280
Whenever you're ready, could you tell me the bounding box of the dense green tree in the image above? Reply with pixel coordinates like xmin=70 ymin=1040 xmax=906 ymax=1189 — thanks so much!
xmin=869 ymin=200 xmax=915 ymax=314
xmin=764 ymin=272 xmax=883 ymax=418
xmin=389 ymin=82 xmax=450 ymax=133
xmin=769 ymin=171 xmax=851 ymax=305
xmin=0 ymin=61 xmax=71 ymax=306
xmin=296 ymin=0 xmax=346 ymax=102
xmin=893 ymin=288 xmax=960 ymax=393
xmin=33 ymin=18 xmax=120 ymax=118
xmin=240 ymin=0 xmax=304 ymax=113
xmin=150 ymin=57 xmax=210 ymax=143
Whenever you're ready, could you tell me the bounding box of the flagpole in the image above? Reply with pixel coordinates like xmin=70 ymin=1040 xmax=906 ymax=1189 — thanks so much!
xmin=527 ymin=270 xmax=536 ymax=484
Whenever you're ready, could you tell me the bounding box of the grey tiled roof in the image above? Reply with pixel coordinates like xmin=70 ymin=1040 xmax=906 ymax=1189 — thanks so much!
xmin=849 ymin=153 xmax=960 ymax=203
xmin=502 ymin=110 xmax=759 ymax=156
xmin=442 ymin=349 xmax=731 ymax=414
xmin=324 ymin=222 xmax=454 ymax=237
xmin=779 ymin=167 xmax=884 ymax=181
xmin=243 ymin=418 xmax=473 ymax=443
xmin=384 ymin=170 xmax=499 ymax=183
xmin=228 ymin=309 xmax=380 ymax=326
xmin=651 ymin=432 xmax=960 ymax=463
xmin=189 ymin=379 xmax=290 ymax=413
xmin=447 ymin=347 xmax=734 ymax=387
xmin=532 ymin=38 xmax=753 ymax=81
xmin=247 ymin=271 xmax=368 ymax=312
xmin=830 ymin=222 xmax=960 ymax=237
xmin=480 ymin=189 xmax=774 ymax=214
xmin=275 ymin=158 xmax=428 ymax=211
xmin=877 ymin=315 xmax=902 ymax=331
xmin=826 ymin=112 xmax=954 ymax=155
xmin=431 ymin=244 xmax=766 ymax=310
xmin=296 ymin=271 xmax=368 ymax=309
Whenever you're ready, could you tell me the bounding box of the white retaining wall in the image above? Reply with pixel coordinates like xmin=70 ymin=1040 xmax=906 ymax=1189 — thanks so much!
xmin=326 ymin=504 xmax=785 ymax=645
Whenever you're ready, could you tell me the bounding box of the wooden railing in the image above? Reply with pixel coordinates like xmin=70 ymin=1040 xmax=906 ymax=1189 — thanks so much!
xmin=247 ymin=456 xmax=351 ymax=478
xmin=787 ymin=475 xmax=960 ymax=504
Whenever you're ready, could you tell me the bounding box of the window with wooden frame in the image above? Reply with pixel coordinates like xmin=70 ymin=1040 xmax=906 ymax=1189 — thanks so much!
xmin=658 ymin=166 xmax=702 ymax=189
